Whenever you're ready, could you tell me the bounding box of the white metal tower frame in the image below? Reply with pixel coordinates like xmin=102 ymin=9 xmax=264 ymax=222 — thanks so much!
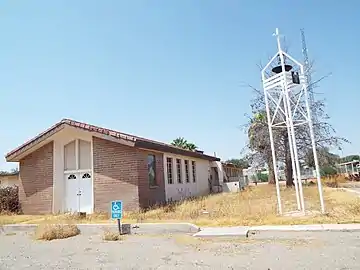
xmin=261 ymin=28 xmax=325 ymax=215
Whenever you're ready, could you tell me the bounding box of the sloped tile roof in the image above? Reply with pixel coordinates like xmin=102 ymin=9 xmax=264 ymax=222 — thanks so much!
xmin=5 ymin=119 xmax=220 ymax=162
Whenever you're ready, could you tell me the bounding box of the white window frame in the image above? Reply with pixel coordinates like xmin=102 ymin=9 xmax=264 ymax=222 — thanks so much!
xmin=64 ymin=139 xmax=91 ymax=173
xmin=166 ymin=157 xmax=173 ymax=184
xmin=184 ymin=160 xmax=190 ymax=183
xmin=191 ymin=161 xmax=196 ymax=183
xmin=176 ymin=158 xmax=182 ymax=184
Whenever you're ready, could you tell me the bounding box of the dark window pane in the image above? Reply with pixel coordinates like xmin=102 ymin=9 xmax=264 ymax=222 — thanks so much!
xmin=176 ymin=159 xmax=182 ymax=183
xmin=192 ymin=161 xmax=196 ymax=182
xmin=148 ymin=154 xmax=157 ymax=186
xmin=167 ymin=157 xmax=173 ymax=184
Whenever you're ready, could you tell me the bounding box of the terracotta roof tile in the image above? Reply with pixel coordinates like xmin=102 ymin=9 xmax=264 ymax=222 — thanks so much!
xmin=5 ymin=119 xmax=220 ymax=162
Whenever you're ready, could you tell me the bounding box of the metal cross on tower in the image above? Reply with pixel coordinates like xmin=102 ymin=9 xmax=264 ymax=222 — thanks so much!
xmin=261 ymin=28 xmax=325 ymax=215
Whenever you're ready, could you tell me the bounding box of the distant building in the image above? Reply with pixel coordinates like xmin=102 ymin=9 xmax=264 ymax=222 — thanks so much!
xmin=0 ymin=171 xmax=19 ymax=187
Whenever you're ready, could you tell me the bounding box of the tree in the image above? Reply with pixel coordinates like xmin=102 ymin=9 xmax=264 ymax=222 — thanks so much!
xmin=11 ymin=168 xmax=19 ymax=174
xmin=0 ymin=168 xmax=19 ymax=175
xmin=171 ymin=137 xmax=198 ymax=151
xmin=225 ymin=158 xmax=250 ymax=169
xmin=243 ymin=48 xmax=348 ymax=187
xmin=246 ymin=111 xmax=277 ymax=183
xmin=304 ymin=147 xmax=340 ymax=168
xmin=340 ymin=155 xmax=360 ymax=163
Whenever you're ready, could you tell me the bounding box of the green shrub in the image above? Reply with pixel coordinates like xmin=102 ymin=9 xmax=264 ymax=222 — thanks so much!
xmin=0 ymin=186 xmax=21 ymax=213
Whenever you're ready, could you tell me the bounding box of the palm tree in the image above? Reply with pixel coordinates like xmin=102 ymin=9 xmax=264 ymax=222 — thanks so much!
xmin=185 ymin=143 xmax=197 ymax=151
xmin=171 ymin=137 xmax=198 ymax=151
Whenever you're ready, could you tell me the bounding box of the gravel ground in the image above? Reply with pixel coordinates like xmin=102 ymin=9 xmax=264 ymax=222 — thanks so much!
xmin=0 ymin=231 xmax=360 ymax=269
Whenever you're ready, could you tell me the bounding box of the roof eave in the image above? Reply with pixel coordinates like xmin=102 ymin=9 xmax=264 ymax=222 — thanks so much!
xmin=5 ymin=122 xmax=66 ymax=162
xmin=135 ymin=140 xmax=220 ymax=161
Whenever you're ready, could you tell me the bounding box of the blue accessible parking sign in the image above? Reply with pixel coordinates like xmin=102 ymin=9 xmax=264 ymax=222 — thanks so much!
xmin=111 ymin=200 xmax=123 ymax=219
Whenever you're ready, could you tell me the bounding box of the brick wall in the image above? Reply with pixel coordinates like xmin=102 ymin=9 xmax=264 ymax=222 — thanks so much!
xmin=138 ymin=151 xmax=165 ymax=208
xmin=93 ymin=137 xmax=166 ymax=212
xmin=93 ymin=137 xmax=141 ymax=212
xmin=18 ymin=142 xmax=54 ymax=214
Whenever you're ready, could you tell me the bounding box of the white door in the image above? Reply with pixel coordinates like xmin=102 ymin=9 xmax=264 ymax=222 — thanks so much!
xmin=65 ymin=172 xmax=92 ymax=214
xmin=65 ymin=174 xmax=79 ymax=212
xmin=78 ymin=172 xmax=92 ymax=213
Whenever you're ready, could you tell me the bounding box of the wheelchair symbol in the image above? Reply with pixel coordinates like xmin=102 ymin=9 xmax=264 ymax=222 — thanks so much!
xmin=112 ymin=203 xmax=120 ymax=211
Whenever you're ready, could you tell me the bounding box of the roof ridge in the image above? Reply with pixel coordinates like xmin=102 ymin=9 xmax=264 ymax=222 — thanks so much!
xmin=61 ymin=118 xmax=198 ymax=153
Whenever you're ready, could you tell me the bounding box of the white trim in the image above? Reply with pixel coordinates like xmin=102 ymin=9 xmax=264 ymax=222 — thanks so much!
xmin=75 ymin=139 xmax=79 ymax=170
xmin=163 ymin=155 xmax=167 ymax=185
xmin=54 ymin=130 xmax=94 ymax=214
xmin=90 ymin=136 xmax=94 ymax=214
xmin=64 ymin=169 xmax=91 ymax=174
xmin=52 ymin=141 xmax=56 ymax=214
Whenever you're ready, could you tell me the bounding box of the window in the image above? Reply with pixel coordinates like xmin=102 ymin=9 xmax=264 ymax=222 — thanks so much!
xmin=176 ymin=159 xmax=182 ymax=183
xmin=147 ymin=154 xmax=157 ymax=187
xmin=185 ymin=160 xmax=190 ymax=183
xmin=192 ymin=161 xmax=196 ymax=183
xmin=64 ymin=141 xmax=76 ymax=171
xmin=82 ymin=173 xmax=91 ymax=179
xmin=166 ymin=157 xmax=173 ymax=184
xmin=64 ymin=139 xmax=91 ymax=171
xmin=67 ymin=174 xmax=77 ymax=180
xmin=79 ymin=140 xmax=91 ymax=170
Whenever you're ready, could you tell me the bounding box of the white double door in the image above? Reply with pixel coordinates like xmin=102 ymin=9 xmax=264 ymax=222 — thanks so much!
xmin=65 ymin=171 xmax=92 ymax=214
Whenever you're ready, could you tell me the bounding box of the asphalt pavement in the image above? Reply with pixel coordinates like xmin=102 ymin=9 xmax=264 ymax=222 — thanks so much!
xmin=1 ymin=231 xmax=359 ymax=269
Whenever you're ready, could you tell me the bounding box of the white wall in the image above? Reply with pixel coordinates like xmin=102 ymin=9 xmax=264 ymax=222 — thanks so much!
xmin=52 ymin=126 xmax=93 ymax=213
xmin=222 ymin=182 xmax=241 ymax=192
xmin=163 ymin=153 xmax=210 ymax=202
xmin=0 ymin=175 xmax=19 ymax=188
xmin=211 ymin=161 xmax=224 ymax=185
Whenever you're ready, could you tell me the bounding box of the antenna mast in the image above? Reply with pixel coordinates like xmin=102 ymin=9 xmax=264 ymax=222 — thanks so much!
xmin=300 ymin=28 xmax=316 ymax=122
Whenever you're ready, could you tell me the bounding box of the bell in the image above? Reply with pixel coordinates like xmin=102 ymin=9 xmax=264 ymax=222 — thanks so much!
xmin=272 ymin=64 xmax=293 ymax=74
xmin=272 ymin=54 xmax=293 ymax=74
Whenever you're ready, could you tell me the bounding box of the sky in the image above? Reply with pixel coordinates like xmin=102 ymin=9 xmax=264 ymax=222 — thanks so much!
xmin=0 ymin=1 xmax=359 ymax=170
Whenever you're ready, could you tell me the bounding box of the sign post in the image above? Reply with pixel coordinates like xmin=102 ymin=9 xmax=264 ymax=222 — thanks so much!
xmin=111 ymin=200 xmax=123 ymax=235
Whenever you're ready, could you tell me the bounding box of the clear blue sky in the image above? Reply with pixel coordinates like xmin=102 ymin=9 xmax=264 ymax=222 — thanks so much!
xmin=1 ymin=1 xmax=359 ymax=170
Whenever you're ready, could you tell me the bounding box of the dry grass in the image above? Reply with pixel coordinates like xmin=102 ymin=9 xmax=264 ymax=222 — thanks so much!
xmin=321 ymin=175 xmax=348 ymax=188
xmin=35 ymin=224 xmax=80 ymax=240
xmin=126 ymin=185 xmax=360 ymax=226
xmin=0 ymin=211 xmax=111 ymax=226
xmin=1 ymin=185 xmax=360 ymax=227
xmin=103 ymin=230 xmax=125 ymax=241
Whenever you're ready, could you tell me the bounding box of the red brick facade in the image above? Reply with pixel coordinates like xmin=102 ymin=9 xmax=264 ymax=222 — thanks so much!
xmin=18 ymin=142 xmax=53 ymax=214
xmin=16 ymin=137 xmax=166 ymax=215
xmin=93 ymin=137 xmax=165 ymax=212
xmin=137 ymin=151 xmax=165 ymax=209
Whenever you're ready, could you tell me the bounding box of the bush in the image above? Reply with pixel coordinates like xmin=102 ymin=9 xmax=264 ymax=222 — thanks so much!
xmin=103 ymin=229 xmax=125 ymax=241
xmin=35 ymin=224 xmax=80 ymax=240
xmin=256 ymin=173 xmax=269 ymax=182
xmin=322 ymin=174 xmax=347 ymax=188
xmin=0 ymin=186 xmax=21 ymax=214
xmin=320 ymin=166 xmax=338 ymax=177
